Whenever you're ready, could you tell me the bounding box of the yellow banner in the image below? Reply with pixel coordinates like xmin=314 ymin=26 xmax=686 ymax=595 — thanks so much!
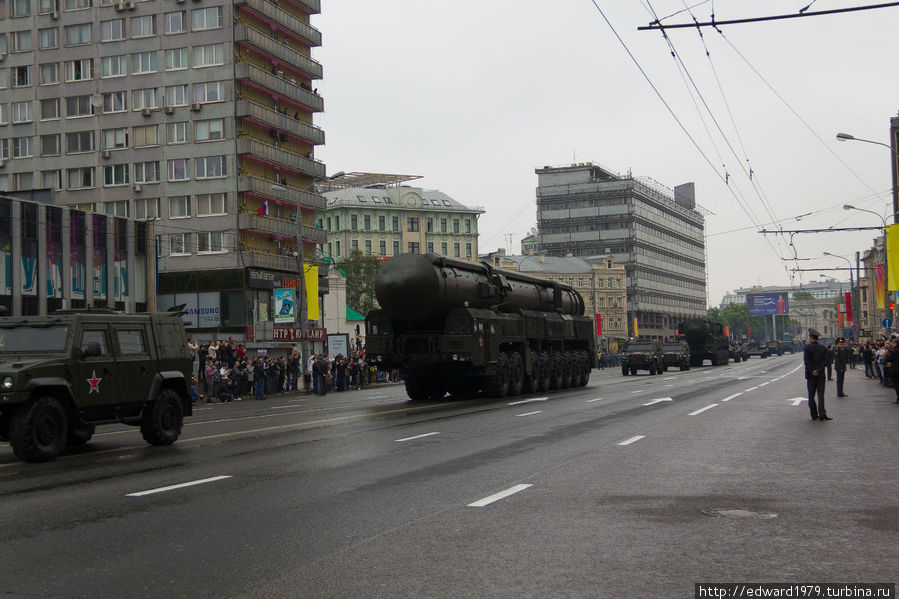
xmin=634 ymin=316 xmax=639 ymax=338
xmin=875 ymin=264 xmax=885 ymax=309
xmin=304 ymin=264 xmax=319 ymax=321
xmin=887 ymin=223 xmax=899 ymax=291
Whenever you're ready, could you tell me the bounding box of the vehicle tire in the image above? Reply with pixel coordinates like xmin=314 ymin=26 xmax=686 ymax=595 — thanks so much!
xmin=486 ymin=352 xmax=510 ymax=398
xmin=140 ymin=387 xmax=184 ymax=446
xmin=622 ymin=365 xmax=629 ymax=376
xmin=537 ymin=351 xmax=551 ymax=391
xmin=10 ymin=395 xmax=68 ymax=462
xmin=524 ymin=350 xmax=540 ymax=394
xmin=577 ymin=351 xmax=590 ymax=386
xmin=549 ymin=351 xmax=564 ymax=389
xmin=561 ymin=351 xmax=574 ymax=388
xmin=405 ymin=377 xmax=430 ymax=401
xmin=508 ymin=352 xmax=524 ymax=396
xmin=630 ymin=368 xmax=637 ymax=376
xmin=66 ymin=422 xmax=95 ymax=446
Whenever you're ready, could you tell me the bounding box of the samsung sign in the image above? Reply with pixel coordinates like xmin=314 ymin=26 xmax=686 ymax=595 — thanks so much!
xmin=158 ymin=292 xmax=221 ymax=329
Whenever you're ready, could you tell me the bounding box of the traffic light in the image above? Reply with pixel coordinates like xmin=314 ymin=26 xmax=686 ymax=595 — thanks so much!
xmin=890 ymin=303 xmax=895 ymax=311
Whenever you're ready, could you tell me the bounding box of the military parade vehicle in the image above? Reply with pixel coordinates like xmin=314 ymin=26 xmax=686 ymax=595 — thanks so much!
xmin=660 ymin=340 xmax=691 ymax=371
xmin=729 ymin=341 xmax=747 ymax=363
xmin=678 ymin=318 xmax=730 ymax=366
xmin=621 ymin=339 xmax=663 ymax=375
xmin=743 ymin=340 xmax=769 ymax=359
xmin=365 ymin=253 xmax=595 ymax=400
xmin=0 ymin=308 xmax=193 ymax=462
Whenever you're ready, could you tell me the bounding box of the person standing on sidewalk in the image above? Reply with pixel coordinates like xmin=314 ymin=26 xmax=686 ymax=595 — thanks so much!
xmin=804 ymin=329 xmax=832 ymax=421
xmin=833 ymin=337 xmax=849 ymax=397
xmin=890 ymin=337 xmax=899 ymax=403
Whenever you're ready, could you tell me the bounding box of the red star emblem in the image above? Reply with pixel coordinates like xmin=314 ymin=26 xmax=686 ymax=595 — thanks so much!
xmin=87 ymin=370 xmax=102 ymax=394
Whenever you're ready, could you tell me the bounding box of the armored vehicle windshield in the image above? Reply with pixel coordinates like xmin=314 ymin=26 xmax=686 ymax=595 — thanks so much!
xmin=0 ymin=324 xmax=69 ymax=353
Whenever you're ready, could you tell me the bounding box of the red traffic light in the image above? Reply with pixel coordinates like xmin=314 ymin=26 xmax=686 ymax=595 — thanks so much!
xmin=890 ymin=303 xmax=896 ymax=311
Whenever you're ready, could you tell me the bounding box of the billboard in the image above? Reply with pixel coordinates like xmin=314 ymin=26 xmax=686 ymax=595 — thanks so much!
xmin=273 ymin=288 xmax=295 ymax=324
xmin=746 ymin=292 xmax=789 ymax=316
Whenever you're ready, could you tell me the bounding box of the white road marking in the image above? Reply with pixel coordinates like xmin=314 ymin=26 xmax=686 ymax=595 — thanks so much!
xmin=618 ymin=435 xmax=645 ymax=446
xmin=642 ymin=398 xmax=673 ymax=406
xmin=721 ymin=393 xmax=742 ymax=402
xmin=508 ymin=397 xmax=548 ymax=406
xmin=516 ymin=410 xmax=543 ymax=417
xmin=789 ymin=397 xmax=807 ymax=406
xmin=665 ymin=384 xmax=674 ymax=388
xmin=394 ymin=432 xmax=440 ymax=443
xmin=126 ymin=475 xmax=232 ymax=497
xmin=738 ymin=377 xmax=749 ymax=380
xmin=585 ymin=397 xmax=603 ymax=403
xmin=631 ymin=390 xmax=645 ymax=394
xmin=689 ymin=404 xmax=718 ymax=416
xmin=744 ymin=386 xmax=758 ymax=392
xmin=468 ymin=484 xmax=533 ymax=507
xmin=268 ymin=406 xmax=298 ymax=410
xmin=759 ymin=381 xmax=771 ymax=387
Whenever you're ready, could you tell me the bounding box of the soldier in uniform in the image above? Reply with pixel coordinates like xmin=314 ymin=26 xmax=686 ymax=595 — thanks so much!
xmin=834 ymin=337 xmax=849 ymax=397
xmin=804 ymin=329 xmax=832 ymax=421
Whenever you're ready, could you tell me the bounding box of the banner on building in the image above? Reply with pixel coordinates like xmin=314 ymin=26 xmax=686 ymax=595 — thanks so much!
xmin=845 ymin=292 xmax=853 ymax=323
xmin=887 ymin=223 xmax=899 ymax=291
xmin=633 ymin=317 xmax=639 ymax=338
xmin=595 ymin=314 xmax=602 ymax=336
xmin=875 ymin=264 xmax=885 ymax=309
xmin=304 ymin=264 xmax=319 ymax=321
xmin=273 ymin=288 xmax=295 ymax=324
xmin=746 ymin=292 xmax=789 ymax=316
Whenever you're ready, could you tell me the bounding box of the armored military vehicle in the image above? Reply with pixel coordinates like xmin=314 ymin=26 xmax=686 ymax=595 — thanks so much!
xmin=660 ymin=340 xmax=691 ymax=371
xmin=744 ymin=341 xmax=769 ymax=359
xmin=678 ymin=318 xmax=730 ymax=366
xmin=621 ymin=340 xmax=663 ymax=375
xmin=0 ymin=308 xmax=193 ymax=462
xmin=729 ymin=341 xmax=747 ymax=363
xmin=365 ymin=253 xmax=595 ymax=400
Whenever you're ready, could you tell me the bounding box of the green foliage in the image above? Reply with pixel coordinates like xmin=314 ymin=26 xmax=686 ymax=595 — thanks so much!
xmin=706 ymin=303 xmax=785 ymax=340
xmin=334 ymin=250 xmax=381 ymax=315
xmin=792 ymin=291 xmax=813 ymax=301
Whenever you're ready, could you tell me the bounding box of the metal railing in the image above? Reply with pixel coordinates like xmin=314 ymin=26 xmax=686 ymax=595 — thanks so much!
xmin=236 ymin=0 xmax=321 ymax=46
xmin=238 ymin=213 xmax=297 ymax=238
xmin=236 ymin=100 xmax=325 ymax=146
xmin=238 ymin=175 xmax=326 ymax=211
xmin=235 ymin=62 xmax=324 ymax=113
xmin=235 ymin=25 xmax=323 ymax=79
xmin=237 ymin=137 xmax=326 ymax=178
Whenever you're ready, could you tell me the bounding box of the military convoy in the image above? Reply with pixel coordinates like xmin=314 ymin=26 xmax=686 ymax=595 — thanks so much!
xmin=621 ymin=340 xmax=663 ymax=375
xmin=660 ymin=341 xmax=691 ymax=371
xmin=678 ymin=318 xmax=731 ymax=367
xmin=0 ymin=308 xmax=193 ymax=462
xmin=365 ymin=253 xmax=595 ymax=400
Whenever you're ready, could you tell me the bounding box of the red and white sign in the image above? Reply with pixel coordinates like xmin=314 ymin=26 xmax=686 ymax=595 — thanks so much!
xmin=273 ymin=327 xmax=327 ymax=342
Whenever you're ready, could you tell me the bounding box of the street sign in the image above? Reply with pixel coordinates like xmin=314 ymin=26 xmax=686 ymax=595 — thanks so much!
xmin=852 ymin=324 xmax=859 ymax=331
xmin=882 ymin=318 xmax=893 ymax=329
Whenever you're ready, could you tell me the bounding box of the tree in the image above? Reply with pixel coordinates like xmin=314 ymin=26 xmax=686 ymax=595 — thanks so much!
xmin=334 ymin=250 xmax=381 ymax=316
xmin=793 ymin=291 xmax=813 ymax=301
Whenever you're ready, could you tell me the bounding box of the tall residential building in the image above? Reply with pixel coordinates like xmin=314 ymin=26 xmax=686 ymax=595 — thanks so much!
xmin=319 ymin=172 xmax=483 ymax=261
xmin=534 ymin=162 xmax=707 ymax=340
xmin=0 ymin=0 xmax=326 ymax=343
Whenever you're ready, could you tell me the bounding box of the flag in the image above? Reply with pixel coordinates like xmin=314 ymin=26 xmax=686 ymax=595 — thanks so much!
xmin=633 ymin=317 xmax=639 ymax=338
xmin=724 ymin=325 xmax=729 ymax=338
xmin=875 ymin=264 xmax=885 ymax=309
xmin=845 ymin=291 xmax=853 ymax=323
xmin=303 ymin=264 xmax=319 ymax=321
xmin=595 ymin=314 xmax=602 ymax=336
xmin=257 ymin=201 xmax=268 ymax=216
xmin=887 ymin=223 xmax=899 ymax=291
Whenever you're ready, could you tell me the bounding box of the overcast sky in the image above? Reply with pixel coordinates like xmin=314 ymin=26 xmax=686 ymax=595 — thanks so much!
xmin=313 ymin=1 xmax=899 ymax=307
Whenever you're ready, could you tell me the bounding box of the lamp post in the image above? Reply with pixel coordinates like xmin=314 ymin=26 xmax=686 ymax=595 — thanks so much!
xmin=836 ymin=132 xmax=899 ymax=224
xmin=844 ymin=204 xmax=891 ymax=333
xmin=823 ymin=251 xmax=856 ymax=336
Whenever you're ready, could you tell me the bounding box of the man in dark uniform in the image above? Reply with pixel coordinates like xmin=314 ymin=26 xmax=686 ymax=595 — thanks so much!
xmin=804 ymin=329 xmax=832 ymax=421
xmin=833 ymin=337 xmax=849 ymax=397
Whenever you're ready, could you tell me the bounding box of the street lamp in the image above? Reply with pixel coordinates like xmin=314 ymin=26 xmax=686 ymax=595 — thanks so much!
xmin=837 ymin=132 xmax=899 ymax=225
xmin=823 ymin=251 xmax=856 ymax=334
xmin=844 ymin=203 xmax=891 ymax=331
xmin=836 ymin=132 xmax=899 ymax=155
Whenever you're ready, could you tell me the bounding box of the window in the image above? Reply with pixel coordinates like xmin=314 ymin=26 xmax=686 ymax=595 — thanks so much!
xmin=166 ymin=121 xmax=189 ymax=144
xmin=42 ymin=170 xmax=62 ymax=190
xmin=0 ymin=35 xmax=5 ymax=54
xmin=12 ymin=30 xmax=32 ymax=51
xmin=133 ymin=161 xmax=159 ymax=184
xmin=14 ymin=65 xmax=32 ymax=87
xmin=100 ymin=19 xmax=124 ymax=42
xmin=191 ymin=6 xmax=221 ymax=30
xmin=170 ymin=233 xmax=189 ymax=255
xmin=80 ymin=330 xmax=109 ymax=355
xmin=102 ymin=127 xmax=128 ymax=149
xmin=104 ymin=200 xmax=128 ymax=217
xmin=194 ymin=81 xmax=223 ymax=103
xmin=65 ymin=58 xmax=93 ymax=82
xmin=407 ymin=242 xmax=420 ymax=254
xmin=426 ymin=218 xmax=433 ymax=232
xmin=378 ymin=215 xmax=385 ymax=231
xmin=164 ymin=11 xmax=185 ymax=34
xmin=195 ymin=118 xmax=223 ymax=140
xmin=116 ymin=329 xmax=146 ymax=354
xmin=102 ymin=91 xmax=126 ymax=113
xmin=39 ymin=27 xmax=58 ymax=49
xmin=350 ymin=215 xmax=357 ymax=230
xmin=67 ymin=167 xmax=94 ymax=188
xmin=101 ymin=55 xmax=127 ymax=78
xmin=168 ymin=195 xmax=190 ymax=218
xmin=197 ymin=231 xmax=224 ymax=253
xmin=453 ymin=242 xmax=460 ymax=257
xmin=39 ymin=0 xmax=57 ymax=11
xmin=168 ymin=159 xmax=188 ymax=181
xmin=363 ymin=215 xmax=371 ymax=230
xmin=66 ymin=130 xmax=93 ymax=153
xmin=0 ymin=139 xmax=7 ymax=159
xmin=440 ymin=218 xmax=447 ymax=233
xmin=131 ymin=51 xmax=158 ymax=74
xmin=193 ymin=43 xmax=223 ymax=67
xmin=465 ymin=220 xmax=472 ymax=233
xmin=0 ymin=70 xmax=7 ymax=89
xmin=165 ymin=85 xmax=189 ymax=107
xmin=440 ymin=242 xmax=447 ymax=255
xmin=453 ymin=219 xmax=460 ymax=233
xmin=392 ymin=216 xmax=399 ymax=231
xmin=13 ymin=172 xmax=34 ymax=191
xmin=407 ymin=217 xmax=419 ymax=232
xmin=0 ymin=106 xmax=6 ymax=126
xmin=41 ymin=134 xmax=60 ymax=155
xmin=196 ymin=192 xmax=225 ymax=215
xmin=12 ymin=0 xmax=32 ymax=16
xmin=12 ymin=101 xmax=32 ymax=123
xmin=351 ymin=239 xmax=359 ymax=252
xmin=379 ymin=240 xmax=386 ymax=255
xmin=66 ymin=95 xmax=93 ymax=117
xmin=131 ymin=15 xmax=155 ymax=38
xmin=195 ymin=155 xmax=225 ymax=179
xmin=64 ymin=23 xmax=91 ymax=46
xmin=364 ymin=240 xmax=372 ymax=254
xmin=427 ymin=242 xmax=434 ymax=253
xmin=103 ymin=164 xmax=129 ymax=186
xmin=135 ymin=198 xmax=159 ymax=220
xmin=40 ymin=63 xmax=60 ymax=85
xmin=465 ymin=243 xmax=472 ymax=258
xmin=64 ymin=0 xmax=90 ymax=9
xmin=132 ymin=124 xmax=158 ymax=147
xmin=165 ymin=48 xmax=188 ymax=71
xmin=132 ymin=88 xmax=157 ymax=110
xmin=393 ymin=241 xmax=400 ymax=256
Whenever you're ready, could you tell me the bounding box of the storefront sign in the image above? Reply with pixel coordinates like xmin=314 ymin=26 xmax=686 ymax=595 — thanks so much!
xmin=273 ymin=326 xmax=327 ymax=341
xmin=247 ymin=267 xmax=302 ymax=291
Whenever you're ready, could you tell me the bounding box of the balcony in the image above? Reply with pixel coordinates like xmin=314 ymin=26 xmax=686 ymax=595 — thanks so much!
xmin=302 ymin=224 xmax=327 ymax=245
xmin=236 ymin=100 xmax=325 ymax=146
xmin=242 ymin=250 xmax=298 ymax=272
xmin=235 ymin=0 xmax=321 ymax=47
xmin=292 ymin=0 xmax=320 ymax=14
xmin=238 ymin=175 xmax=325 ymax=212
xmin=239 ymin=213 xmax=298 ymax=238
xmin=235 ymin=25 xmax=323 ymax=80
xmin=237 ymin=137 xmax=327 ymax=178
xmin=235 ymin=63 xmax=324 ymax=114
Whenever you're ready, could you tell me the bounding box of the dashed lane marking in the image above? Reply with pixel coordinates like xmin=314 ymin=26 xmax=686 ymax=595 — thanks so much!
xmin=394 ymin=432 xmax=440 ymax=443
xmin=618 ymin=435 xmax=645 ymax=446
xmin=468 ymin=484 xmax=533 ymax=507
xmin=688 ymin=404 xmax=718 ymax=416
xmin=126 ymin=475 xmax=232 ymax=497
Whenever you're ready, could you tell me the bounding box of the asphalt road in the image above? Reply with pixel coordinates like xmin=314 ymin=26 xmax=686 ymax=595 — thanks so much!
xmin=1 ymin=355 xmax=896 ymax=598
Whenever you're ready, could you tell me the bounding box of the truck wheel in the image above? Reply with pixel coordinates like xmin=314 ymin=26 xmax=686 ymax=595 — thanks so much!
xmin=577 ymin=351 xmax=590 ymax=386
xmin=549 ymin=351 xmax=563 ymax=389
xmin=67 ymin=422 xmax=95 ymax=446
xmin=622 ymin=365 xmax=629 ymax=376
xmin=523 ymin=350 xmax=540 ymax=394
xmin=561 ymin=351 xmax=574 ymax=388
xmin=141 ymin=388 xmax=184 ymax=446
xmin=508 ymin=352 xmax=524 ymax=396
xmin=10 ymin=395 xmax=68 ymax=462
xmin=538 ymin=351 xmax=551 ymax=391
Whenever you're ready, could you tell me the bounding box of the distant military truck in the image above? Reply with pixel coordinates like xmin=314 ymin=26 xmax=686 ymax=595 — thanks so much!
xmin=0 ymin=308 xmax=193 ymax=462
xmin=729 ymin=341 xmax=747 ymax=363
xmin=766 ymin=340 xmax=784 ymax=356
xmin=621 ymin=340 xmax=663 ymax=376
xmin=660 ymin=341 xmax=691 ymax=371
xmin=744 ymin=341 xmax=769 ymax=359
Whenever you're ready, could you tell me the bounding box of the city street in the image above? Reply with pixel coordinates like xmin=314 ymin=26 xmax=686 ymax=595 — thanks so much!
xmin=1 ymin=356 xmax=896 ymax=598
